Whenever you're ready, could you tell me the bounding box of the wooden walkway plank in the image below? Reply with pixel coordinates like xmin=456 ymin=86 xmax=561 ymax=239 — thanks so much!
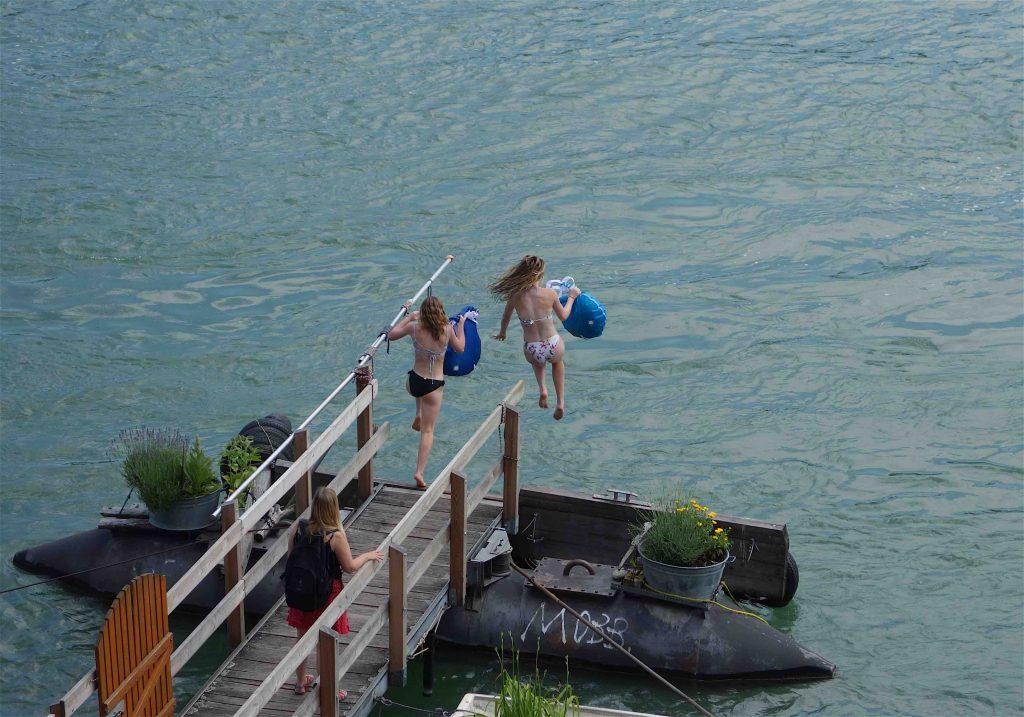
xmin=183 ymin=485 xmax=503 ymax=717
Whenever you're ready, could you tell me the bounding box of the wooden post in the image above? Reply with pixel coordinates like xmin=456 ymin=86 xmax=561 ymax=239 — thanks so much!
xmin=355 ymin=366 xmax=374 ymax=501
xmin=317 ymin=627 xmax=338 ymax=717
xmin=449 ymin=471 xmax=467 ymax=607
xmin=221 ymin=500 xmax=245 ymax=646
xmin=293 ymin=428 xmax=311 ymax=517
xmin=388 ymin=544 xmax=407 ymax=687
xmin=502 ymin=406 xmax=520 ymax=535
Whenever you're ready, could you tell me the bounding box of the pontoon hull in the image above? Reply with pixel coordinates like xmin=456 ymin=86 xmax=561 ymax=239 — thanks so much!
xmin=437 ymin=574 xmax=835 ymax=681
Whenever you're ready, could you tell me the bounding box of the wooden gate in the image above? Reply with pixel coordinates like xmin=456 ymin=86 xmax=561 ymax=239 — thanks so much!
xmin=94 ymin=573 xmax=174 ymax=717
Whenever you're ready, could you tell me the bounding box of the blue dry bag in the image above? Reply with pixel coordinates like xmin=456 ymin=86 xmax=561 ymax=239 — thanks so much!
xmin=548 ymin=277 xmax=606 ymax=339
xmin=443 ymin=305 xmax=481 ymax=376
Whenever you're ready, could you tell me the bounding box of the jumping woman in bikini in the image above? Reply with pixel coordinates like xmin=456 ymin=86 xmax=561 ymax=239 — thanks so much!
xmin=388 ymin=295 xmax=466 ymax=488
xmin=491 ymin=255 xmax=581 ymax=420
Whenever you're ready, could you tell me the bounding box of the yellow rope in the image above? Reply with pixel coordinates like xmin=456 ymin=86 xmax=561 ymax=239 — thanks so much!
xmin=640 ymin=578 xmax=772 ymax=626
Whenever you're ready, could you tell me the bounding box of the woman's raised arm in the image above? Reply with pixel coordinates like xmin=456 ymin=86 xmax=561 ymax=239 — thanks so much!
xmin=552 ymin=286 xmax=580 ymax=321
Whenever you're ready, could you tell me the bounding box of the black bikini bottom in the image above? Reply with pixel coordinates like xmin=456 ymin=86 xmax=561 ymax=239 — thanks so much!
xmin=407 ymin=370 xmax=445 ymax=398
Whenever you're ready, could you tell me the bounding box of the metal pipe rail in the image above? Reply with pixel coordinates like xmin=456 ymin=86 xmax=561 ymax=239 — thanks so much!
xmin=215 ymin=253 xmax=456 ymax=515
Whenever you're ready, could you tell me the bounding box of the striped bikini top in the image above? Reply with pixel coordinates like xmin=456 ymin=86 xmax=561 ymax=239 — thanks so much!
xmin=412 ymin=323 xmax=447 ymax=372
xmin=519 ymin=311 xmax=553 ymax=327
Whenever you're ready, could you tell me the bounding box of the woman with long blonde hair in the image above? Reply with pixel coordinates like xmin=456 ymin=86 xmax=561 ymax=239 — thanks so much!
xmin=286 ymin=486 xmax=383 ymax=695
xmin=491 ymin=255 xmax=580 ymax=420
xmin=388 ymin=294 xmax=466 ymax=488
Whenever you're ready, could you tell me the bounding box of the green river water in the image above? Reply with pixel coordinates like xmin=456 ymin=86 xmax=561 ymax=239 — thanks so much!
xmin=1 ymin=2 xmax=1022 ymax=715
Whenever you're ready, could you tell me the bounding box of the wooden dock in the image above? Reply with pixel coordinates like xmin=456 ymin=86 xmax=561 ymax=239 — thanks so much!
xmin=183 ymin=484 xmax=504 ymax=717
xmin=48 ymin=379 xmax=525 ymax=717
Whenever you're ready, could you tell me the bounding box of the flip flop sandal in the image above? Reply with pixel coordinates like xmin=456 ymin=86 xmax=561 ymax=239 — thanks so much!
xmin=294 ymin=674 xmax=317 ymax=694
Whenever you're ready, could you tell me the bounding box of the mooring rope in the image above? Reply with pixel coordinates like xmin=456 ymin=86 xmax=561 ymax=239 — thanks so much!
xmin=0 ymin=541 xmax=213 ymax=595
xmin=510 ymin=562 xmax=718 ymax=717
xmin=0 ymin=520 xmax=295 ymax=596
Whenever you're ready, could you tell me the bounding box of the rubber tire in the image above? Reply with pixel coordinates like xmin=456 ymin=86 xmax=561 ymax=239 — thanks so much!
xmin=237 ymin=416 xmax=294 ymax=462
xmin=239 ymin=414 xmax=292 ymax=437
xmin=244 ymin=432 xmax=294 ymax=462
xmin=757 ymin=552 xmax=799 ymax=607
xmin=240 ymin=423 xmax=289 ymax=445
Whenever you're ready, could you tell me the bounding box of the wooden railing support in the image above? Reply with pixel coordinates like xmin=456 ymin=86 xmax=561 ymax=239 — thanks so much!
xmin=502 ymin=406 xmax=520 ymax=535
xmin=220 ymin=500 xmax=245 ymax=647
xmin=388 ymin=544 xmax=407 ymax=687
xmin=355 ymin=366 xmax=374 ymax=501
xmin=449 ymin=471 xmax=467 ymax=607
xmin=293 ymin=428 xmax=312 ymax=517
xmin=318 ymin=627 xmax=339 ymax=717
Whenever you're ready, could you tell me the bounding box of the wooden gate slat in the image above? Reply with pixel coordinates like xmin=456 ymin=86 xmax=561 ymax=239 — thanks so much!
xmin=96 ymin=573 xmax=174 ymax=717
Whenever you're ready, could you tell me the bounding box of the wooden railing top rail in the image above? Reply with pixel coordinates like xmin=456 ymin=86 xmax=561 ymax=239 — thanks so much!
xmin=234 ymin=380 xmax=524 ymax=717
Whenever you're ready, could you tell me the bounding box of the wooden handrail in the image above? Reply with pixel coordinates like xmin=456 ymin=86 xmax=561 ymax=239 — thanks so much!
xmin=235 ymin=381 xmax=524 ymax=716
xmin=167 ymin=521 xmax=243 ymax=611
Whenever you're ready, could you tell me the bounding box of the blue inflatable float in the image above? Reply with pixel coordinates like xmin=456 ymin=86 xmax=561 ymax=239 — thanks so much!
xmin=444 ymin=305 xmax=481 ymax=376
xmin=548 ymin=277 xmax=606 ymax=339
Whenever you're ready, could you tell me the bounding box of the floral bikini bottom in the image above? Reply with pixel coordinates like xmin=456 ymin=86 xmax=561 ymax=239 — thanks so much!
xmin=524 ymin=334 xmax=560 ymax=363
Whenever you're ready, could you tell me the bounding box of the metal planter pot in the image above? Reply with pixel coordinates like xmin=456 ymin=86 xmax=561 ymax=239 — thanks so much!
xmin=637 ymin=545 xmax=731 ymax=601
xmin=148 ymin=490 xmax=222 ymax=532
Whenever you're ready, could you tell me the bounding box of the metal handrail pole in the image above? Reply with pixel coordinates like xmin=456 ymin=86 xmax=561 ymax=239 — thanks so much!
xmin=215 ymin=254 xmax=455 ymax=514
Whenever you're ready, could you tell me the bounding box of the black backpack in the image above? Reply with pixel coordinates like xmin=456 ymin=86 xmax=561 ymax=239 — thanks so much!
xmin=284 ymin=520 xmax=335 ymax=612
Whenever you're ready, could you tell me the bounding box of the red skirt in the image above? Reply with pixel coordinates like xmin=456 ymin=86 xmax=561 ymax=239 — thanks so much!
xmin=286 ymin=578 xmax=350 ymax=634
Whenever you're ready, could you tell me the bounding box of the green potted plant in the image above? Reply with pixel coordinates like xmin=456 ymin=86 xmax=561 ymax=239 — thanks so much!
xmin=117 ymin=427 xmax=222 ymax=531
xmin=219 ymin=435 xmax=263 ymax=509
xmin=633 ymin=497 xmax=733 ymax=601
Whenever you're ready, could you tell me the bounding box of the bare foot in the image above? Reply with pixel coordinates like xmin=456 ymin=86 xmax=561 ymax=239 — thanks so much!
xmin=539 ymin=394 xmax=548 ymax=409
xmin=412 ymin=416 xmax=421 ymax=432
xmin=553 ymin=406 xmax=564 ymax=420
xmin=414 ymin=476 xmax=427 ymax=490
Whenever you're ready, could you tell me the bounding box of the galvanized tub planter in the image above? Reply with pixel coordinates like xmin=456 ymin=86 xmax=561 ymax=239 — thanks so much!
xmin=636 ymin=544 xmax=732 ymax=601
xmin=147 ymin=490 xmax=222 ymax=531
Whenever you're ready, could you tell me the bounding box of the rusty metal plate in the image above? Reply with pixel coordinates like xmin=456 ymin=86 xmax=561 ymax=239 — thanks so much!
xmin=526 ymin=557 xmax=618 ymax=597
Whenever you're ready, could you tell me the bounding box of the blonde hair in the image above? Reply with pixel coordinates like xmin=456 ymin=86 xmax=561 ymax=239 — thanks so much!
xmin=418 ymin=296 xmax=448 ymax=342
xmin=489 ymin=255 xmax=545 ymax=301
xmin=308 ymin=486 xmax=342 ymax=535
